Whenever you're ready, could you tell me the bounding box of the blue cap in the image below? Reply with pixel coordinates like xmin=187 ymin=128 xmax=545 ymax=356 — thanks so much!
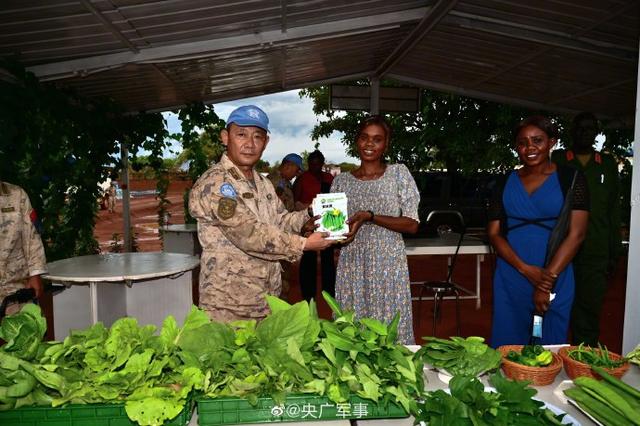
xmin=226 ymin=105 xmax=269 ymax=132
xmin=282 ymin=153 xmax=303 ymax=170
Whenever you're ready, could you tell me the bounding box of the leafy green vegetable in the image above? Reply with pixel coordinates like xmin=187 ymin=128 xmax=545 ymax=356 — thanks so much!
xmin=1 ymin=294 xmax=425 ymax=425
xmin=414 ymin=373 xmax=566 ymax=425
xmin=1 ymin=309 xmax=200 ymax=425
xmin=416 ymin=336 xmax=501 ymax=377
xmin=0 ymin=304 xmax=47 ymax=361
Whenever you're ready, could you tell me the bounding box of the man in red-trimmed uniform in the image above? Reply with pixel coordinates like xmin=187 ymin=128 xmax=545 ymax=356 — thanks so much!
xmin=0 ymin=181 xmax=47 ymax=313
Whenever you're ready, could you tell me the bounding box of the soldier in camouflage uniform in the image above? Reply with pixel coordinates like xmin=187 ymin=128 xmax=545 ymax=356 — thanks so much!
xmin=267 ymin=153 xmax=304 ymax=300
xmin=189 ymin=105 xmax=333 ymax=322
xmin=0 ymin=182 xmax=47 ymax=310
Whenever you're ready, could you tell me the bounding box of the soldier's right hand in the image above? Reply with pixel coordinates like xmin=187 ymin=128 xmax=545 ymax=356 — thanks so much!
xmin=301 ymin=216 xmax=320 ymax=237
xmin=304 ymin=232 xmax=334 ymax=251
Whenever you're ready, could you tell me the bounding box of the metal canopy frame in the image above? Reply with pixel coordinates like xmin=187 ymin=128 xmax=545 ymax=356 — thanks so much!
xmin=1 ymin=1 xmax=636 ymax=119
xmin=2 ymin=0 xmax=639 ymax=351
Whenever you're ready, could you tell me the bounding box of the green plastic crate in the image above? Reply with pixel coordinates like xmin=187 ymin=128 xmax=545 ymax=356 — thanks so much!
xmin=196 ymin=394 xmax=408 ymax=425
xmin=0 ymin=399 xmax=194 ymax=426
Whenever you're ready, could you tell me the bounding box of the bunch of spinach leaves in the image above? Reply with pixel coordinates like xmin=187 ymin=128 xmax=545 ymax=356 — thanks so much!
xmin=416 ymin=336 xmax=501 ymax=377
xmin=187 ymin=293 xmax=424 ymax=414
xmin=413 ymin=373 xmax=566 ymax=425
xmin=1 ymin=294 xmax=425 ymax=425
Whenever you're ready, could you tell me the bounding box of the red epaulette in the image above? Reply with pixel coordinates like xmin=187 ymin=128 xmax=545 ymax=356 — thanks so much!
xmin=566 ymin=150 xmax=574 ymax=161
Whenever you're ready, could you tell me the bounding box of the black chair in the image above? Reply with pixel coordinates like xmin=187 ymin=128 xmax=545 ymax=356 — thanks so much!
xmin=0 ymin=288 xmax=36 ymax=319
xmin=414 ymin=210 xmax=472 ymax=336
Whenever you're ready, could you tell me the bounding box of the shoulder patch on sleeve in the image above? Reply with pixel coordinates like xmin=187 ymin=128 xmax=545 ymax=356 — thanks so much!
xmin=220 ymin=183 xmax=237 ymax=198
xmin=218 ymin=197 xmax=237 ymax=219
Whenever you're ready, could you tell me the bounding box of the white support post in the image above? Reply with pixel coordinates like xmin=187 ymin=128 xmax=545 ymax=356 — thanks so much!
xmin=121 ymin=143 xmax=132 ymax=252
xmin=622 ymin=38 xmax=640 ymax=354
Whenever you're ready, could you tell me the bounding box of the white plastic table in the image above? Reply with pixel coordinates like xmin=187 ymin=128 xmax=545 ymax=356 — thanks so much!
xmin=43 ymin=252 xmax=199 ymax=338
xmin=161 ymin=224 xmax=199 ymax=255
xmin=404 ymin=236 xmax=491 ymax=308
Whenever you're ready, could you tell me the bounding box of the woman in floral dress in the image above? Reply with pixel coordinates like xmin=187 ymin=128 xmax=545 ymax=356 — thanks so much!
xmin=330 ymin=115 xmax=420 ymax=344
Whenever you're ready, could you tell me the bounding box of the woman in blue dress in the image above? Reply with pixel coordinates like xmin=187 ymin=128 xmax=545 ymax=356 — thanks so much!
xmin=488 ymin=116 xmax=589 ymax=347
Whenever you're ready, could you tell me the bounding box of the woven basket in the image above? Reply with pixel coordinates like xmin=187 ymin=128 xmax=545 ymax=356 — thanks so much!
xmin=558 ymin=346 xmax=630 ymax=380
xmin=498 ymin=345 xmax=563 ymax=386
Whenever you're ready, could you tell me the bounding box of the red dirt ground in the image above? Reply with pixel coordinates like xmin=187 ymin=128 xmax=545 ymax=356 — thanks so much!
xmin=94 ymin=180 xmax=191 ymax=252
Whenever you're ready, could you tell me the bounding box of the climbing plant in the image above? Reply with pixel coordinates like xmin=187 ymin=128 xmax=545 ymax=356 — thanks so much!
xmin=0 ymin=60 xmax=169 ymax=260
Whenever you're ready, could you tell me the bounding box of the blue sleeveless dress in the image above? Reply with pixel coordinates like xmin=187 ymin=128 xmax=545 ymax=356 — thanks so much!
xmin=490 ymin=171 xmax=575 ymax=347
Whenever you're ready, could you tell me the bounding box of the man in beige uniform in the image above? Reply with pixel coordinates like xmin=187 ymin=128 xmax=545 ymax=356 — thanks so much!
xmin=189 ymin=105 xmax=333 ymax=322
xmin=0 ymin=182 xmax=46 ymax=309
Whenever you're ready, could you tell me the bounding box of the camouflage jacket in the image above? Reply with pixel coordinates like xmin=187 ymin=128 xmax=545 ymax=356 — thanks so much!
xmin=267 ymin=169 xmax=295 ymax=212
xmin=0 ymin=182 xmax=47 ymax=298
xmin=189 ymin=154 xmax=309 ymax=321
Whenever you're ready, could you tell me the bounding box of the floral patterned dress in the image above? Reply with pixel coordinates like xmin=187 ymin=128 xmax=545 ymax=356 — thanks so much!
xmin=331 ymin=164 xmax=420 ymax=344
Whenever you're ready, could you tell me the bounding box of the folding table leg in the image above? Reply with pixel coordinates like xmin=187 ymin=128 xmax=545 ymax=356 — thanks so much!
xmin=89 ymin=282 xmax=98 ymax=324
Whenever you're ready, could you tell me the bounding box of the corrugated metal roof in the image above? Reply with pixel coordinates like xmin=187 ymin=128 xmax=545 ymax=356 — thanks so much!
xmin=1 ymin=0 xmax=637 ymax=120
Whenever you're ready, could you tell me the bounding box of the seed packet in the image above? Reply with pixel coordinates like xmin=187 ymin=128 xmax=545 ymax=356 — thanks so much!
xmin=311 ymin=192 xmax=349 ymax=240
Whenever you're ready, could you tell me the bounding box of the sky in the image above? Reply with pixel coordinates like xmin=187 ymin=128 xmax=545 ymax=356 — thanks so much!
xmin=162 ymin=90 xmax=357 ymax=165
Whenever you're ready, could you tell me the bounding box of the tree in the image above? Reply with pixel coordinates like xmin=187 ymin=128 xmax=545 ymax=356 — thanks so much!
xmin=176 ymin=103 xmax=226 ymax=182
xmin=175 ymin=131 xmax=225 ymax=175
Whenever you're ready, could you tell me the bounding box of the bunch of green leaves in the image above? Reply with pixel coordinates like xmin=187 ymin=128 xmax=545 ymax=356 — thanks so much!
xmin=0 ymin=305 xmax=53 ymax=410
xmin=184 ymin=292 xmax=423 ymax=414
xmin=416 ymin=336 xmax=501 ymax=377
xmin=0 ymin=351 xmax=56 ymax=411
xmin=0 ymin=305 xmax=209 ymax=425
xmin=179 ymin=297 xmax=317 ymax=405
xmin=568 ymin=343 xmax=627 ymax=368
xmin=316 ymin=292 xmax=424 ymax=413
xmin=1 ymin=296 xmax=425 ymax=424
xmin=413 ymin=373 xmax=566 ymax=425
xmin=506 ymin=345 xmax=553 ymax=367
xmin=0 ymin=304 xmax=46 ymax=361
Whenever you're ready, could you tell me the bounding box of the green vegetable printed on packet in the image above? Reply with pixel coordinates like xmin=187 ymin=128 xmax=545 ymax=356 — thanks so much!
xmin=321 ymin=208 xmax=345 ymax=231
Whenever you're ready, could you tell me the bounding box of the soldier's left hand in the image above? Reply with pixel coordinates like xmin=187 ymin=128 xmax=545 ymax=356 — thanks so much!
xmin=301 ymin=216 xmax=320 ymax=237
xmin=25 ymin=275 xmax=44 ymax=299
